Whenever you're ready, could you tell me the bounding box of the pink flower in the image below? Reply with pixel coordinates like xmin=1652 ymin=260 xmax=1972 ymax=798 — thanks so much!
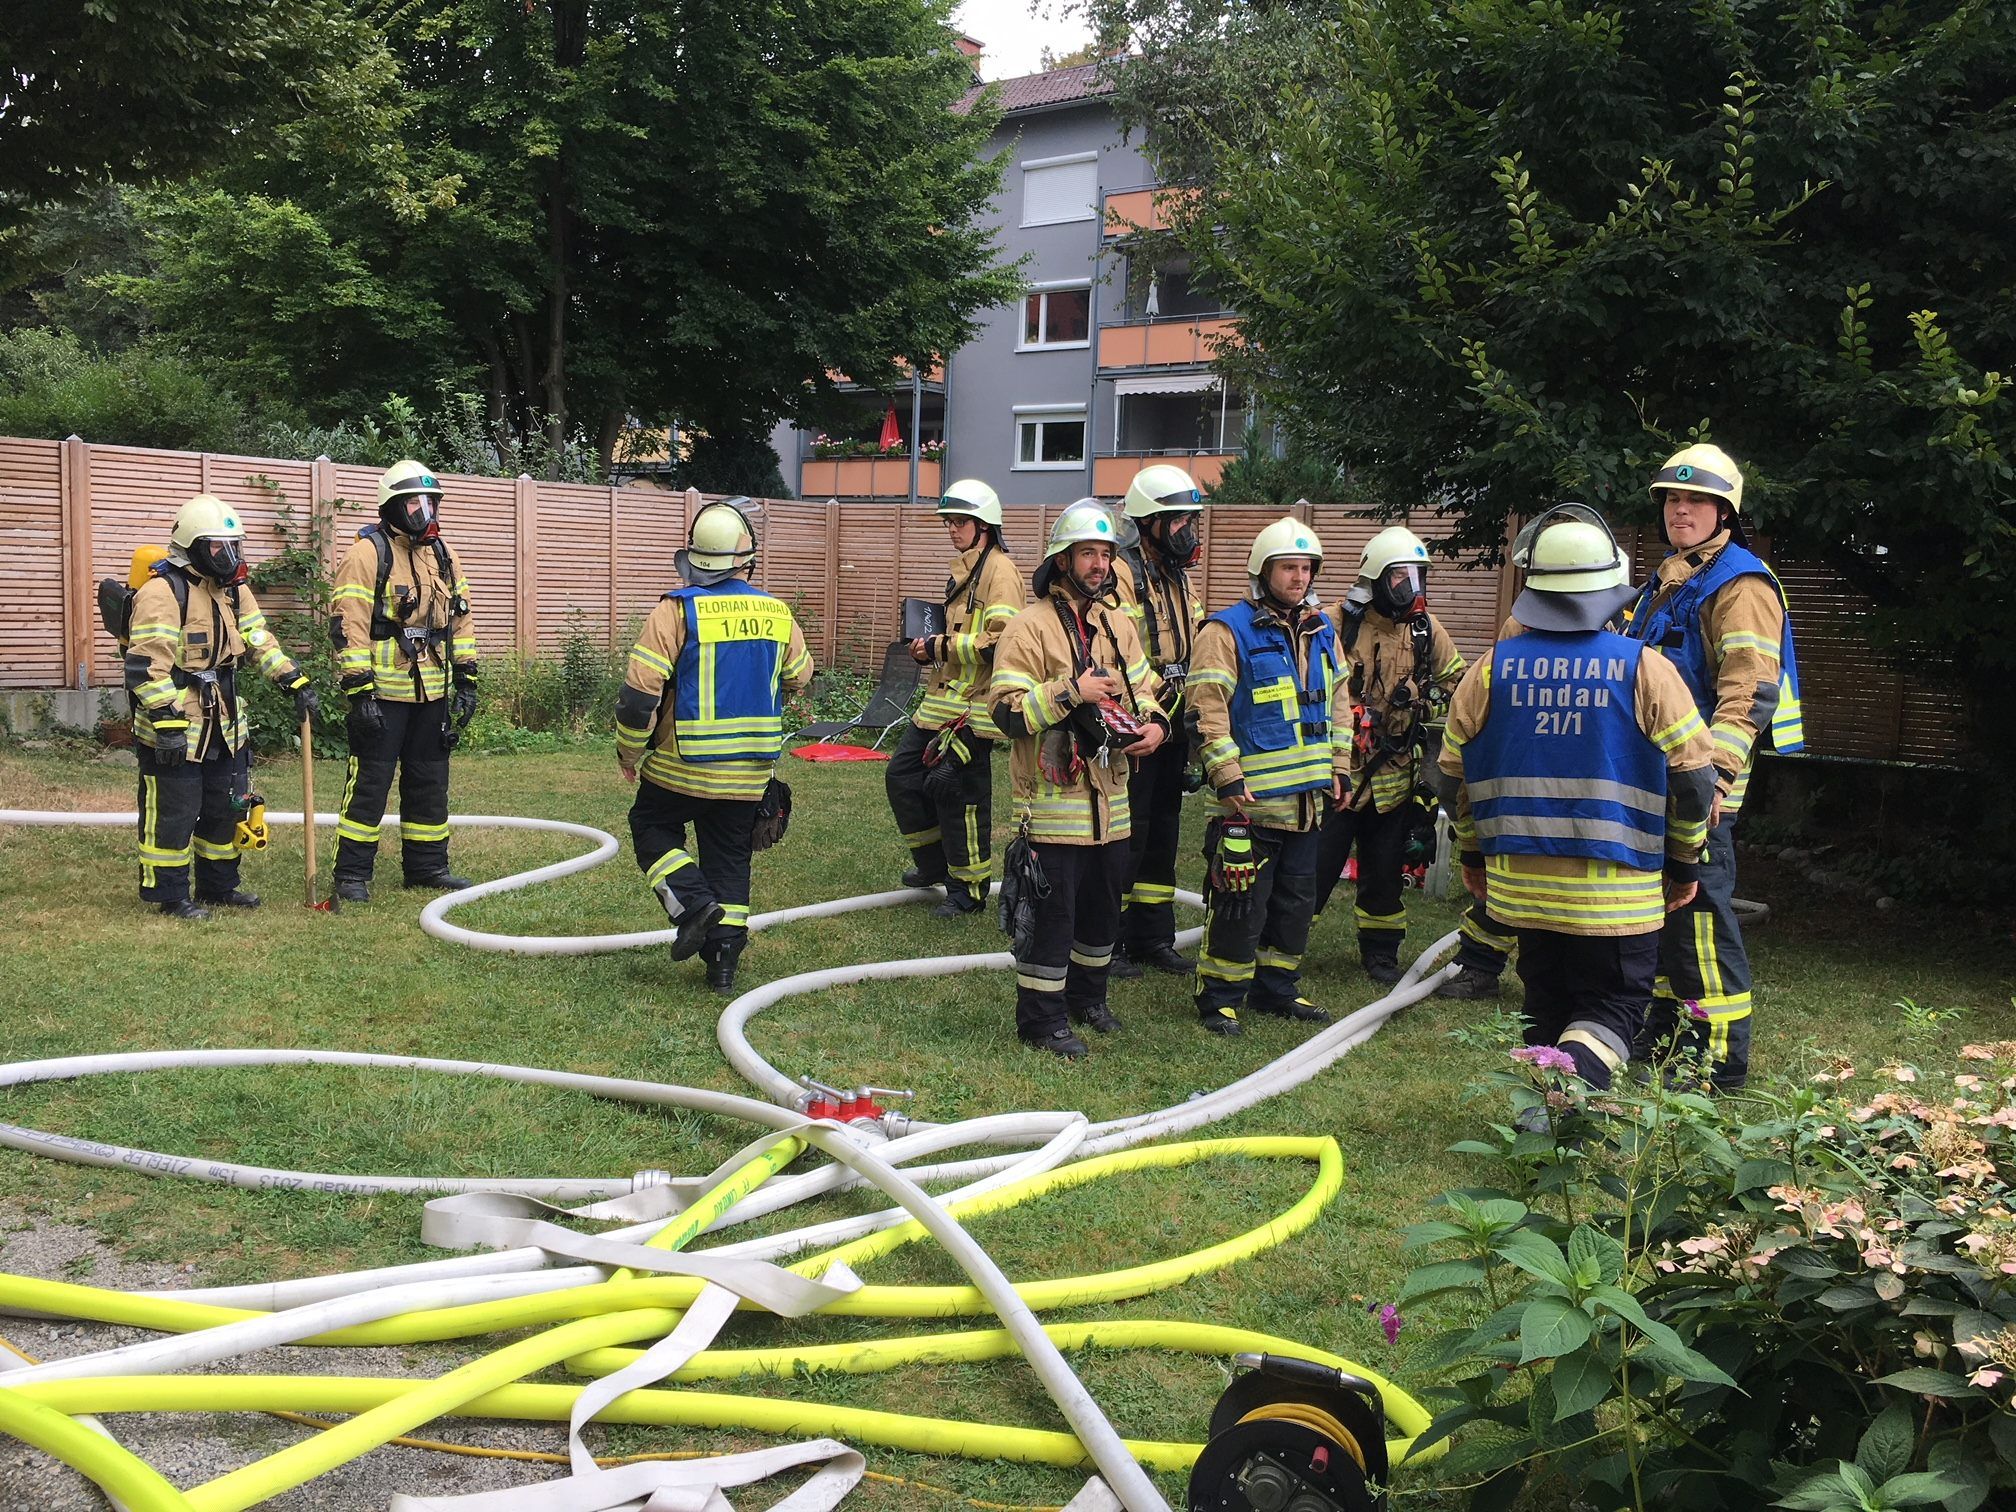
xmin=1511 ymin=1045 xmax=1578 ymax=1074
xmin=1378 ymin=1303 xmax=1403 ymax=1345
xmin=1969 ymin=1366 xmax=2005 ymax=1389
xmin=1684 ymin=998 xmax=1709 ymax=1021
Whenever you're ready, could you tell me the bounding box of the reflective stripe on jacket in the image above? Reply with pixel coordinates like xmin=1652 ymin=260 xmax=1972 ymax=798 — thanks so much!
xmin=1461 ymin=632 xmax=1670 ymax=872
xmin=1624 ymin=535 xmax=1804 ymax=815
xmin=330 ymin=528 xmax=478 ymax=703
xmin=617 ymin=579 xmax=814 ymax=801
xmin=991 ymin=587 xmax=1166 ymax=845
xmin=914 ymin=543 xmax=1026 ymax=736
xmin=1197 ymin=600 xmax=1339 ymax=802
xmin=126 ymin=568 xmax=302 ymax=756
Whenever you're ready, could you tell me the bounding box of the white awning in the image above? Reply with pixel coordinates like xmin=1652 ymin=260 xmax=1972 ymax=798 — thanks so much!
xmin=1113 ymin=372 xmax=1222 ymax=397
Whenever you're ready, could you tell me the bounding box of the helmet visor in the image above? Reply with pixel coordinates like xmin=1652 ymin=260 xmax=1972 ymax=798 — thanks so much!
xmin=388 ymin=493 xmax=441 ymax=538
xmin=1155 ymin=487 xmax=1201 ymax=508
xmin=1510 ymin=503 xmax=1609 ymax=569
xmin=190 ymin=537 xmax=246 ymax=586
xmin=1652 ymin=462 xmax=1736 ymax=495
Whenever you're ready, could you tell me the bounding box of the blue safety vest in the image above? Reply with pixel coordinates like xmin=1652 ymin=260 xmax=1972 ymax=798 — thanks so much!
xmin=664 ymin=582 xmax=794 ymax=763
xmin=1465 ymin=630 xmax=1669 ymax=872
xmin=1207 ymin=601 xmax=1338 ymax=800
xmin=1624 ymin=542 xmax=1805 ymax=754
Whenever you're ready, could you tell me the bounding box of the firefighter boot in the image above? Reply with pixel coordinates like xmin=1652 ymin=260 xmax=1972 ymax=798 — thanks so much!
xmin=1107 ymin=944 xmax=1145 ymax=980
xmin=705 ymin=936 xmax=746 ymax=996
xmin=196 ymin=889 xmax=262 ymax=909
xmin=333 ymin=879 xmax=371 ymax=903
xmin=1022 ymin=1026 xmax=1089 ymax=1060
xmin=657 ymin=882 xmax=725 ymax=963
xmin=1133 ymin=942 xmax=1194 ymax=975
xmin=1436 ymin=967 xmax=1503 ymax=999
xmin=158 ymin=899 xmax=211 ymax=921
xmin=902 ymin=866 xmax=946 ymax=889
xmin=405 ymin=871 xmax=474 ymax=892
xmin=931 ymin=880 xmax=988 ymax=919
xmin=1070 ymin=1001 xmax=1122 ymax=1034
xmin=1361 ymin=940 xmax=1404 ymax=986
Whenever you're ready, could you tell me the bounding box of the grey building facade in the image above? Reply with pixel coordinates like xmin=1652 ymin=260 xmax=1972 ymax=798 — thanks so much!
xmin=775 ymin=61 xmax=1245 ymax=509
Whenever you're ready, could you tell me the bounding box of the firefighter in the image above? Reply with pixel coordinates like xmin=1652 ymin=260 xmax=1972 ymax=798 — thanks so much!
xmin=886 ymin=479 xmax=1028 ymax=917
xmin=1110 ymin=464 xmax=1206 ymax=978
xmin=1440 ymin=507 xmax=1716 ymax=1091
xmin=126 ymin=494 xmax=319 ymax=917
xmin=1315 ymin=527 xmax=1511 ymax=987
xmin=990 ymin=502 xmax=1170 ymax=1058
xmin=328 ymin=461 xmax=480 ymax=901
xmin=616 ymin=498 xmax=814 ymax=993
xmin=1187 ymin=517 xmax=1351 ymax=1035
xmin=1625 ymin=444 xmax=1805 ymax=1089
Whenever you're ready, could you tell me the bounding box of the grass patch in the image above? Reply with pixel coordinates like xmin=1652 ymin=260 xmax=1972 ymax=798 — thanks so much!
xmin=1 ymin=746 xmax=2011 ymax=1508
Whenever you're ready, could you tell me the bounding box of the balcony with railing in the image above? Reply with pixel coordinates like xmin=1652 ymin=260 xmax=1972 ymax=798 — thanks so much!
xmin=1102 ymin=186 xmax=1199 ymax=240
xmin=800 ymin=456 xmax=943 ymax=499
xmin=1096 ymin=315 xmax=1238 ymax=371
xmin=1092 ymin=452 xmax=1235 ymax=496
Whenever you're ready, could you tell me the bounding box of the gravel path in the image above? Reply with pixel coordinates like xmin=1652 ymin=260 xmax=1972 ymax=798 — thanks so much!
xmin=0 ymin=1210 xmax=592 ymax=1509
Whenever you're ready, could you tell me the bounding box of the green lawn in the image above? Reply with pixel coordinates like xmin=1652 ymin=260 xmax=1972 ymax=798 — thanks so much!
xmin=1 ymin=744 xmax=2010 ymax=1509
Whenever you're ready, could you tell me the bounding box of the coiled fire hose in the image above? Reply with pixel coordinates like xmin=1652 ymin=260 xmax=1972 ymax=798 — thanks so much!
xmin=0 ymin=804 xmax=1455 ymax=1511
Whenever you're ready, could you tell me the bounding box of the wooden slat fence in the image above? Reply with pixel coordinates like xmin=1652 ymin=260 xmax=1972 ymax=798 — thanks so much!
xmin=0 ymin=435 xmax=1959 ymax=764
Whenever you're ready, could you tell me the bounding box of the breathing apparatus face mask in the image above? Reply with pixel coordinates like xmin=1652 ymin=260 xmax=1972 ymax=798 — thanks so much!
xmin=1155 ymin=511 xmax=1202 ymax=568
xmin=1371 ymin=563 xmax=1426 ymax=620
xmin=386 ymin=493 xmax=441 ymax=540
xmin=189 ymin=537 xmax=247 ymax=586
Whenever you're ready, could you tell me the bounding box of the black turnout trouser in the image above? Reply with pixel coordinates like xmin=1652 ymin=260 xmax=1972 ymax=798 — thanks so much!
xmin=1194 ymin=824 xmax=1318 ymax=1020
xmin=1315 ymin=799 xmax=1412 ymax=958
xmin=1515 ymin=928 xmax=1660 ymax=1091
xmin=630 ymin=781 xmax=757 ymax=947
xmin=885 ymin=723 xmax=995 ymax=887
xmin=137 ymin=742 xmax=247 ymax=903
xmin=1317 ymin=797 xmax=1514 ymax=973
xmin=1118 ymin=726 xmax=1187 ymax=952
xmin=1013 ymin=839 xmax=1126 ymax=1043
xmin=334 ymin=697 xmax=454 ymax=884
xmin=1641 ymin=819 xmax=1753 ymax=1089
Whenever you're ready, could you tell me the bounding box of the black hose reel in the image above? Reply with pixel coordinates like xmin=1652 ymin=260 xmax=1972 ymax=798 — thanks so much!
xmin=1188 ymin=1354 xmax=1389 ymax=1512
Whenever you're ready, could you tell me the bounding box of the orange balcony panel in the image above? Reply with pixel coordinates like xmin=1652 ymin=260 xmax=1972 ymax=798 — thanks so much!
xmin=802 ymin=457 xmax=942 ymax=499
xmin=1097 ymin=317 xmax=1238 ymax=370
xmin=1104 ymin=186 xmax=1199 ymax=238
xmin=1092 ymin=453 xmax=1234 ymax=496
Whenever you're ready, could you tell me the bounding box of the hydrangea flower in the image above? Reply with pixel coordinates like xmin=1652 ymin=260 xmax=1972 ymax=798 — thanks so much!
xmin=1511 ymin=1045 xmax=1577 ymax=1075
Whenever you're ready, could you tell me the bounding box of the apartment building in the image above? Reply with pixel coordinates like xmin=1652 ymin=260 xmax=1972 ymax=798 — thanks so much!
xmin=771 ymin=59 xmax=1245 ymax=507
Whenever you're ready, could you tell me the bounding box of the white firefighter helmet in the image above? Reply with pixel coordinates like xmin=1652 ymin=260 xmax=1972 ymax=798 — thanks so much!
xmin=1359 ymin=525 xmax=1429 ymax=580
xmin=1511 ymin=505 xmax=1637 ymax=632
xmin=1122 ymin=463 xmax=1202 ymax=520
xmin=937 ymin=478 xmax=1002 ymax=527
xmin=169 ymin=493 xmax=245 ymax=550
xmin=678 ymin=497 xmax=760 ymax=585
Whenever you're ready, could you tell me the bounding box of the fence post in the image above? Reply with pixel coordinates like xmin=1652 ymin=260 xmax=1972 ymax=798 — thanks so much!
xmin=310 ymin=455 xmax=338 ymax=573
xmin=823 ymin=498 xmax=841 ymax=664
xmin=607 ymin=483 xmax=622 ymax=647
xmin=60 ymin=435 xmax=92 ymax=691
xmin=1493 ymin=514 xmax=1522 ymax=629
xmin=515 ymin=474 xmax=539 ymax=656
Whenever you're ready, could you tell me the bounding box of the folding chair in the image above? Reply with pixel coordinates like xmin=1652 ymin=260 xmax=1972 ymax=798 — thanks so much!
xmin=791 ymin=639 xmax=921 ymax=748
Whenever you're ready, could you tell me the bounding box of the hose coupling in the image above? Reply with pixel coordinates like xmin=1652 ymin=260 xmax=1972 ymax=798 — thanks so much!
xmin=630 ymin=1169 xmax=675 ymax=1192
xmin=796 ymin=1075 xmax=846 ymax=1121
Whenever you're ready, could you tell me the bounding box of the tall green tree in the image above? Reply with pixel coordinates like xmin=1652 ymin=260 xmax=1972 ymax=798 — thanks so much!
xmin=0 ymin=2 xmax=386 ymax=283
xmin=1095 ymin=0 xmax=2016 ymax=756
xmin=111 ymin=0 xmax=1021 ymax=471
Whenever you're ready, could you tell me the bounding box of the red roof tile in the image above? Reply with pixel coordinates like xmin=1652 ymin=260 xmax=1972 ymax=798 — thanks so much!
xmin=956 ymin=61 xmax=1113 ymax=117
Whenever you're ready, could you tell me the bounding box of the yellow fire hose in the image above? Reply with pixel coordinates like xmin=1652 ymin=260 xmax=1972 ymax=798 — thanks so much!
xmin=0 ymin=1136 xmax=1437 ymax=1511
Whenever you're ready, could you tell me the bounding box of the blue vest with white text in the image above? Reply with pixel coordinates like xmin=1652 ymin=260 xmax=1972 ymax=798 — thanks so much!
xmin=665 ymin=582 xmax=794 ymax=763
xmin=1624 ymin=542 xmax=1805 ymax=754
xmin=1466 ymin=630 xmax=1668 ymax=871
xmin=1208 ymin=601 xmax=1338 ymax=800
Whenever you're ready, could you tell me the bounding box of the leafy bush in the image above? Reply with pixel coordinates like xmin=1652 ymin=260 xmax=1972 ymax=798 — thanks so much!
xmin=1399 ymin=1034 xmax=2016 ymax=1510
xmin=0 ymin=327 xmax=241 ymax=450
xmin=1204 ymin=422 xmax=1349 ymax=506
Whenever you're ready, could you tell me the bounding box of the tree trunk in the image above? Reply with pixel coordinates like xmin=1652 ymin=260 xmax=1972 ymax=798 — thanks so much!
xmin=597 ymin=405 xmax=625 ymax=477
xmin=543 ymin=170 xmax=568 ymax=457
xmin=476 ymin=329 xmax=511 ymax=448
xmin=508 ymin=312 xmax=541 ymax=446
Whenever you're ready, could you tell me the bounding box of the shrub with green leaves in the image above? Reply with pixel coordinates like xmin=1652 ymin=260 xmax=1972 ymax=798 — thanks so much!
xmin=1399 ymin=1039 xmax=2016 ymax=1510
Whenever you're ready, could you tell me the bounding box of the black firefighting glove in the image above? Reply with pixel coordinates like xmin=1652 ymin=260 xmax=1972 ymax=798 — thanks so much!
xmin=292 ymin=681 xmax=321 ymax=721
xmin=347 ymin=693 xmax=384 ymax=744
xmin=452 ymin=680 xmax=478 ymax=727
xmin=1207 ymin=817 xmax=1263 ymax=920
xmin=152 ymin=719 xmax=189 ymax=768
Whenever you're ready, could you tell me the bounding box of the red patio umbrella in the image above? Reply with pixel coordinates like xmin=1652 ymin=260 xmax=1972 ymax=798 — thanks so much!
xmin=878 ymin=402 xmax=902 ymax=450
